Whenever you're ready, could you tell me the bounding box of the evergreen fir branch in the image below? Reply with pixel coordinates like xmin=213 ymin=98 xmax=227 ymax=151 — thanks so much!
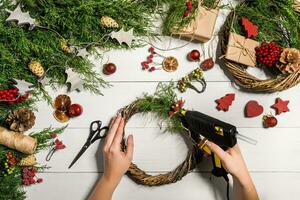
xmin=228 ymin=0 xmax=300 ymax=48
xmin=29 ymin=125 xmax=67 ymax=152
xmin=135 ymin=82 xmax=185 ymax=133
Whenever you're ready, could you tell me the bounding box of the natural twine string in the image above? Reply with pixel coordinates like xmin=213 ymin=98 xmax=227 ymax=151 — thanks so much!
xmin=219 ymin=2 xmax=300 ymax=92
xmin=120 ymin=99 xmax=203 ymax=186
xmin=0 ymin=127 xmax=37 ymax=154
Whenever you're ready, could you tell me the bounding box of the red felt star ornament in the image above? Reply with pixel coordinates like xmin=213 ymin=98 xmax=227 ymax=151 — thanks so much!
xmin=241 ymin=17 xmax=258 ymax=38
xmin=271 ymin=98 xmax=290 ymax=115
xmin=216 ymin=93 xmax=235 ymax=112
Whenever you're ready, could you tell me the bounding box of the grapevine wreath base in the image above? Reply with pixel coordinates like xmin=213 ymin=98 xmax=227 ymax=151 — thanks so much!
xmin=219 ymin=0 xmax=300 ymax=92
xmin=120 ymin=83 xmax=203 ymax=186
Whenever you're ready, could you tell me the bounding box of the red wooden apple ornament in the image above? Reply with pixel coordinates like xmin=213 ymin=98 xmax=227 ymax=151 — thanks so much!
xmin=68 ymin=104 xmax=83 ymax=117
xmin=263 ymin=115 xmax=278 ymax=128
xmin=188 ymin=50 xmax=200 ymax=61
xmin=103 ymin=63 xmax=117 ymax=75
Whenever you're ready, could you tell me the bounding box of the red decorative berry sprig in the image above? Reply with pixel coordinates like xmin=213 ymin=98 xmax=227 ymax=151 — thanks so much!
xmin=184 ymin=0 xmax=193 ymax=17
xmin=46 ymin=133 xmax=66 ymax=161
xmin=141 ymin=47 xmax=161 ymax=72
xmin=2 ymin=152 xmax=18 ymax=175
xmin=51 ymin=133 xmax=66 ymax=150
xmin=168 ymin=100 xmax=185 ymax=117
xmin=22 ymin=167 xmax=43 ymax=186
xmin=0 ymin=88 xmax=29 ymax=104
xmin=255 ymin=42 xmax=283 ymax=67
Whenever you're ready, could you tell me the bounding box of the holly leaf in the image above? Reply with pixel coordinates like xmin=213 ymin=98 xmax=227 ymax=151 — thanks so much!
xmin=6 ymin=4 xmax=37 ymax=30
xmin=65 ymin=68 xmax=84 ymax=92
xmin=110 ymin=28 xmax=134 ymax=47
xmin=241 ymin=17 xmax=258 ymax=38
xmin=13 ymin=79 xmax=34 ymax=95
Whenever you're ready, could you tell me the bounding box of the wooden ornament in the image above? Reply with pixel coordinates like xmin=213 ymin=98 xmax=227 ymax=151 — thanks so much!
xmin=110 ymin=28 xmax=134 ymax=47
xmin=245 ymin=100 xmax=264 ymax=117
xmin=216 ymin=93 xmax=235 ymax=111
xmin=241 ymin=17 xmax=258 ymax=38
xmin=271 ymin=98 xmax=290 ymax=115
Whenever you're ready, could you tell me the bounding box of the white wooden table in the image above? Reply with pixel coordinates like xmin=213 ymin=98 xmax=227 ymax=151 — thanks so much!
xmin=26 ymin=4 xmax=300 ymax=200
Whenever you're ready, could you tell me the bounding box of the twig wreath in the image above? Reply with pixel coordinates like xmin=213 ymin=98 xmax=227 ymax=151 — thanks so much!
xmin=219 ymin=0 xmax=300 ymax=92
xmin=120 ymin=83 xmax=203 ymax=186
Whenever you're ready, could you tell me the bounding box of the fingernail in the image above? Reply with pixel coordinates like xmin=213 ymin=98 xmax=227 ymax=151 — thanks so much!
xmin=206 ymin=141 xmax=212 ymax=148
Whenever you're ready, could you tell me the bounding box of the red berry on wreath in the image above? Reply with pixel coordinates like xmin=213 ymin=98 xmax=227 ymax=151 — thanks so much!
xmin=263 ymin=115 xmax=278 ymax=128
xmin=103 ymin=63 xmax=117 ymax=75
xmin=201 ymin=58 xmax=215 ymax=70
xmin=255 ymin=42 xmax=283 ymax=68
xmin=188 ymin=50 xmax=201 ymax=61
xmin=183 ymin=11 xmax=189 ymax=17
xmin=68 ymin=104 xmax=83 ymax=117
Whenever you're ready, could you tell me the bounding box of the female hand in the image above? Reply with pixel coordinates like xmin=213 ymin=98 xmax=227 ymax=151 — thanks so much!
xmin=206 ymin=141 xmax=259 ymax=200
xmin=102 ymin=115 xmax=134 ymax=187
xmin=90 ymin=115 xmax=134 ymax=200
xmin=206 ymin=141 xmax=249 ymax=181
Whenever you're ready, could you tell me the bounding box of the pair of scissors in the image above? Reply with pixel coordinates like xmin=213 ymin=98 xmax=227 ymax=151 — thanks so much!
xmin=68 ymin=120 xmax=109 ymax=169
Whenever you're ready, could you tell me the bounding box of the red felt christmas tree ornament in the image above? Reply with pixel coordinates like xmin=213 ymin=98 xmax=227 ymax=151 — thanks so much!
xmin=215 ymin=93 xmax=235 ymax=111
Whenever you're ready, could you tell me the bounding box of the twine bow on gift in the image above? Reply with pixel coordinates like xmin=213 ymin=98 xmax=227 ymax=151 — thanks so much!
xmin=224 ymin=32 xmax=259 ymax=67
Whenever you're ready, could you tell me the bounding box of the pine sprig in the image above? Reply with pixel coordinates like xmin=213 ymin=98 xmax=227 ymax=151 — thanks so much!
xmin=135 ymin=82 xmax=185 ymax=133
xmin=29 ymin=126 xmax=67 ymax=151
xmin=228 ymin=0 xmax=300 ymax=48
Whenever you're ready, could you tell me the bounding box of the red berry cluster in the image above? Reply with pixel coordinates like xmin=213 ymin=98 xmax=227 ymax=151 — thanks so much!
xmin=51 ymin=133 xmax=66 ymax=150
xmin=141 ymin=47 xmax=158 ymax=72
xmin=255 ymin=42 xmax=283 ymax=67
xmin=0 ymin=88 xmax=29 ymax=104
xmin=6 ymin=152 xmax=17 ymax=167
xmin=22 ymin=167 xmax=43 ymax=186
xmin=168 ymin=100 xmax=184 ymax=116
xmin=184 ymin=1 xmax=193 ymax=17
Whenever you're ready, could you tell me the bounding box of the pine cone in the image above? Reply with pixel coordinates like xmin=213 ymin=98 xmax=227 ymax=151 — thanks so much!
xmin=6 ymin=108 xmax=36 ymax=132
xmin=19 ymin=155 xmax=36 ymax=166
xmin=277 ymin=48 xmax=300 ymax=74
xmin=100 ymin=16 xmax=119 ymax=28
xmin=28 ymin=60 xmax=45 ymax=78
xmin=60 ymin=40 xmax=73 ymax=53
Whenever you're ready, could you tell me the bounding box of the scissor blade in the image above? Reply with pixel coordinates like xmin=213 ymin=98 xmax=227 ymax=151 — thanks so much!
xmin=68 ymin=145 xmax=88 ymax=169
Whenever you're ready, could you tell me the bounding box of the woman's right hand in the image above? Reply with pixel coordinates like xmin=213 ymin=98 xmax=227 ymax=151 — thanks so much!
xmin=206 ymin=141 xmax=250 ymax=181
xmin=206 ymin=141 xmax=259 ymax=200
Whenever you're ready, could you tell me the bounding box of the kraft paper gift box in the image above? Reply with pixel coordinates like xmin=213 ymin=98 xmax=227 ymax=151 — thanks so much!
xmin=173 ymin=3 xmax=219 ymax=42
xmin=225 ymin=32 xmax=260 ymax=67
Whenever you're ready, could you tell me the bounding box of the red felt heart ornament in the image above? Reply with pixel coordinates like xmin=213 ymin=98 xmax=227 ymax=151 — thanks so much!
xmin=245 ymin=100 xmax=264 ymax=117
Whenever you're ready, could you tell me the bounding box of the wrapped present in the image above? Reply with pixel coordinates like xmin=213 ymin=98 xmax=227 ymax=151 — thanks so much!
xmin=173 ymin=3 xmax=219 ymax=42
xmin=225 ymin=32 xmax=260 ymax=67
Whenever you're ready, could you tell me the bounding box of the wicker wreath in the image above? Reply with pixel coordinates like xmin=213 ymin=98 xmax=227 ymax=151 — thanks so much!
xmin=120 ymin=98 xmax=203 ymax=186
xmin=219 ymin=1 xmax=300 ymax=92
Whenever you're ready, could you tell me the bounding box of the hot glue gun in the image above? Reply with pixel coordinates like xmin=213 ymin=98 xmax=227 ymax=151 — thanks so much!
xmin=181 ymin=110 xmax=237 ymax=180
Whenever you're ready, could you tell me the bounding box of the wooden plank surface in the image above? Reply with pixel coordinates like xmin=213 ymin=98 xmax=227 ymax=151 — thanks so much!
xmin=26 ymin=172 xmax=300 ymax=200
xmin=25 ymin=0 xmax=300 ymax=199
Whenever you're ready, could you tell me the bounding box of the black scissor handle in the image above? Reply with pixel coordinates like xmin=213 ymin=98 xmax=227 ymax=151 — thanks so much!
xmin=89 ymin=120 xmax=109 ymax=143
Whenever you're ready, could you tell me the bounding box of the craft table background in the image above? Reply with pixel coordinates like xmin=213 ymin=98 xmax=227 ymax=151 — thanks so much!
xmin=25 ymin=2 xmax=300 ymax=200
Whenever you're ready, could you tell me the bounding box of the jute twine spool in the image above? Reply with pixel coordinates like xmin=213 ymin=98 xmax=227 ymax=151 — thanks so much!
xmin=0 ymin=127 xmax=37 ymax=154
xmin=219 ymin=1 xmax=300 ymax=92
xmin=120 ymin=99 xmax=203 ymax=186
